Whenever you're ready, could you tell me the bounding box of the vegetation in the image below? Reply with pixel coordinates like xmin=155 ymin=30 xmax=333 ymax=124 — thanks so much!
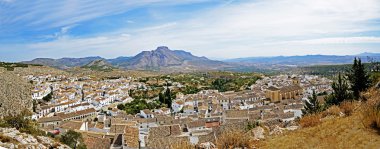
xmin=60 ymin=130 xmax=86 ymax=149
xmin=299 ymin=114 xmax=322 ymax=128
xmin=0 ymin=110 xmax=45 ymax=136
xmin=216 ymin=129 xmax=256 ymax=149
xmin=347 ymin=58 xmax=371 ymax=99
xmin=325 ymin=73 xmax=352 ymax=106
xmin=302 ymin=90 xmax=322 ymax=115
xmin=117 ymin=99 xmax=162 ymax=115
xmin=362 ymin=89 xmax=380 ymax=131
xmin=0 ymin=62 xmax=42 ymax=71
xmin=42 ymin=92 xmax=53 ymax=102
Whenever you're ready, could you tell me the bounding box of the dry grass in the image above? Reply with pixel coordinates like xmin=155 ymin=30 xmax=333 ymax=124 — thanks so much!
xmin=261 ymin=88 xmax=380 ymax=149
xmin=216 ymin=129 xmax=256 ymax=149
xmin=0 ymin=134 xmax=17 ymax=144
xmin=340 ymin=101 xmax=356 ymax=116
xmin=261 ymin=111 xmax=380 ymax=149
xmin=362 ymin=89 xmax=380 ymax=131
xmin=170 ymin=140 xmax=194 ymax=149
xmin=299 ymin=114 xmax=322 ymax=128
xmin=322 ymin=105 xmax=341 ymax=117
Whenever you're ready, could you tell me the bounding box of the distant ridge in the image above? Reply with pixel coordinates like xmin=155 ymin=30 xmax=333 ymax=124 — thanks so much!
xmin=22 ymin=46 xmax=231 ymax=71
xmin=224 ymin=53 xmax=380 ymax=66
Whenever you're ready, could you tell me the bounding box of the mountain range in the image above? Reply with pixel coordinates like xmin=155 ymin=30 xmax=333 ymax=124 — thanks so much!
xmin=225 ymin=53 xmax=380 ymax=66
xmin=23 ymin=46 xmax=231 ymax=71
xmin=22 ymin=47 xmax=380 ymax=71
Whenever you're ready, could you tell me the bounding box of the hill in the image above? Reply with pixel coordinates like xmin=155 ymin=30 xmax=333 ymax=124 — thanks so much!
xmin=81 ymin=59 xmax=114 ymax=71
xmin=22 ymin=56 xmax=103 ymax=69
xmin=225 ymin=53 xmax=380 ymax=66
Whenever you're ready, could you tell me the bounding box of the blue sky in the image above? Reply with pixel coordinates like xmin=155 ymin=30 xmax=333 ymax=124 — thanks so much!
xmin=1 ymin=0 xmax=380 ymax=62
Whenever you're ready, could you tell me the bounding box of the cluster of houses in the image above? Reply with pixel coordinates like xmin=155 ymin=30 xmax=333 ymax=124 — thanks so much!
xmin=22 ymin=73 xmax=332 ymax=148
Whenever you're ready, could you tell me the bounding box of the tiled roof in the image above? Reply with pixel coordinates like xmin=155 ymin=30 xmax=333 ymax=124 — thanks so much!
xmin=60 ymin=121 xmax=83 ymax=130
xmin=37 ymin=116 xmax=62 ymax=123
xmin=186 ymin=120 xmax=206 ymax=129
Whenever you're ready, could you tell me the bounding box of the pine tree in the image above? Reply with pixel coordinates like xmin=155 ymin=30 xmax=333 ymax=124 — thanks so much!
xmin=326 ymin=73 xmax=351 ymax=105
xmin=348 ymin=58 xmax=371 ymax=99
xmin=302 ymin=90 xmax=321 ymax=115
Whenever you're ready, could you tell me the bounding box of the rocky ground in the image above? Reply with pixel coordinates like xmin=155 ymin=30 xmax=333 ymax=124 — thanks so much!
xmin=0 ymin=71 xmax=33 ymax=118
xmin=0 ymin=128 xmax=70 ymax=149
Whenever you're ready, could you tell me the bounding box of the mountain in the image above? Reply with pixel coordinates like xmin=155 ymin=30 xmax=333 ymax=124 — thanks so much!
xmin=114 ymin=46 xmax=230 ymax=71
xmin=225 ymin=53 xmax=380 ymax=66
xmin=81 ymin=59 xmax=114 ymax=71
xmin=23 ymin=56 xmax=104 ymax=69
xmin=106 ymin=56 xmax=132 ymax=65
xmin=22 ymin=46 xmax=231 ymax=71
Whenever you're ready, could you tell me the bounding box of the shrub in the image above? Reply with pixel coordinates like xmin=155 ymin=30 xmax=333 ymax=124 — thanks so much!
xmin=60 ymin=130 xmax=86 ymax=149
xmin=0 ymin=134 xmax=16 ymax=143
xmin=170 ymin=140 xmax=194 ymax=149
xmin=216 ymin=129 xmax=255 ymax=149
xmin=362 ymin=89 xmax=380 ymax=130
xmin=339 ymin=101 xmax=355 ymax=116
xmin=322 ymin=105 xmax=341 ymax=118
xmin=299 ymin=114 xmax=321 ymax=128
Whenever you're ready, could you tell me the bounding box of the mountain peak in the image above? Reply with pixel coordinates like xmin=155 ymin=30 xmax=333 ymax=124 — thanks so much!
xmin=154 ymin=46 xmax=171 ymax=53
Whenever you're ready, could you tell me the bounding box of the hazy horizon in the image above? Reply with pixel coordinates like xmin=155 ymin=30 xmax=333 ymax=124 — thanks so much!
xmin=1 ymin=0 xmax=380 ymax=61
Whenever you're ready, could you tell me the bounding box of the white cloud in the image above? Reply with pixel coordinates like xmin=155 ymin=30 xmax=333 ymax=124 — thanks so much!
xmin=2 ymin=0 xmax=380 ymax=60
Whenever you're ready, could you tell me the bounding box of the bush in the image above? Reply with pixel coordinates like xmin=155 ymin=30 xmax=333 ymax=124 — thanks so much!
xmin=0 ymin=110 xmax=45 ymax=136
xmin=362 ymin=89 xmax=380 ymax=130
xmin=0 ymin=134 xmax=16 ymax=143
xmin=216 ymin=129 xmax=255 ymax=149
xmin=322 ymin=105 xmax=341 ymax=118
xmin=60 ymin=130 xmax=86 ymax=149
xmin=299 ymin=114 xmax=322 ymax=128
xmin=339 ymin=101 xmax=355 ymax=116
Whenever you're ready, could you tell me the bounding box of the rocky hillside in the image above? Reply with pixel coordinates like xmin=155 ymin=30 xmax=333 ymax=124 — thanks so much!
xmin=0 ymin=71 xmax=33 ymax=118
xmin=0 ymin=128 xmax=69 ymax=148
xmin=115 ymin=46 xmax=230 ymax=71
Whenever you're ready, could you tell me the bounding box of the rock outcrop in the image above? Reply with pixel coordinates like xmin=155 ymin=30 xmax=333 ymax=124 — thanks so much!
xmin=0 ymin=128 xmax=70 ymax=149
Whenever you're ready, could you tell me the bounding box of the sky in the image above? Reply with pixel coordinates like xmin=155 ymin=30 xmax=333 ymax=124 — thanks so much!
xmin=1 ymin=0 xmax=380 ymax=62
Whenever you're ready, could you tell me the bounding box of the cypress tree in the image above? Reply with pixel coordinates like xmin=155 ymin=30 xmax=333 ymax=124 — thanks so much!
xmin=348 ymin=58 xmax=371 ymax=99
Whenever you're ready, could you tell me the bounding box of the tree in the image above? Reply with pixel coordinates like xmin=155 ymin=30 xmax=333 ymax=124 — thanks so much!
xmin=117 ymin=104 xmax=125 ymax=110
xmin=164 ymin=83 xmax=172 ymax=108
xmin=347 ymin=58 xmax=371 ymax=99
xmin=158 ymin=92 xmax=165 ymax=104
xmin=60 ymin=130 xmax=86 ymax=149
xmin=42 ymin=92 xmax=53 ymax=102
xmin=326 ymin=73 xmax=351 ymax=106
xmin=302 ymin=90 xmax=322 ymax=115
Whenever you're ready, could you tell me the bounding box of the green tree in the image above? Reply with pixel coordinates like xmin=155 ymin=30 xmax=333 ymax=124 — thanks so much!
xmin=164 ymin=83 xmax=172 ymax=108
xmin=117 ymin=104 xmax=125 ymax=110
xmin=158 ymin=92 xmax=165 ymax=104
xmin=42 ymin=92 xmax=53 ymax=102
xmin=347 ymin=58 xmax=371 ymax=99
xmin=302 ymin=90 xmax=322 ymax=115
xmin=60 ymin=130 xmax=86 ymax=149
xmin=326 ymin=73 xmax=351 ymax=106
